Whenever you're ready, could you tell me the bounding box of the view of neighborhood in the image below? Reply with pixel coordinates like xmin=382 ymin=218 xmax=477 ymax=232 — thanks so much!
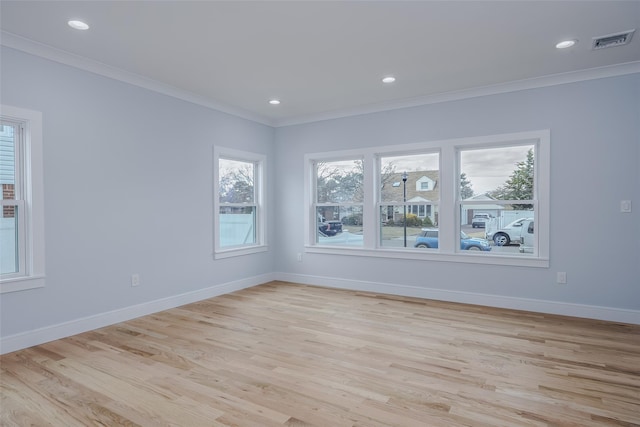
xmin=314 ymin=147 xmax=535 ymax=253
xmin=185 ymin=146 xmax=536 ymax=253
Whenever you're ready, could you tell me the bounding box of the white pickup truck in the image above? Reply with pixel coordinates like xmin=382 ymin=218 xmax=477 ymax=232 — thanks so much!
xmin=486 ymin=217 xmax=533 ymax=246
xmin=518 ymin=219 xmax=535 ymax=253
xmin=471 ymin=212 xmax=491 ymax=228
xmin=471 ymin=213 xmax=492 ymax=228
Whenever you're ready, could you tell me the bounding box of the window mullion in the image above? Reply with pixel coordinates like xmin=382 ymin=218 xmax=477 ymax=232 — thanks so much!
xmin=17 ymin=200 xmax=27 ymax=276
xmin=439 ymin=146 xmax=456 ymax=252
xmin=306 ymin=130 xmax=547 ymax=265
xmin=362 ymin=153 xmax=375 ymax=248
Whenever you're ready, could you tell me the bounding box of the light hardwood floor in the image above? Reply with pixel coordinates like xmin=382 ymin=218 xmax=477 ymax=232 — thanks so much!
xmin=2 ymin=281 xmax=639 ymax=426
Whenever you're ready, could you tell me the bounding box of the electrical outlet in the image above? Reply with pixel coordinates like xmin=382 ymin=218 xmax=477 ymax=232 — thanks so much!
xmin=131 ymin=274 xmax=140 ymax=287
xmin=621 ymin=200 xmax=632 ymax=213
xmin=297 ymin=253 xmax=302 ymax=262
xmin=556 ymin=272 xmax=567 ymax=284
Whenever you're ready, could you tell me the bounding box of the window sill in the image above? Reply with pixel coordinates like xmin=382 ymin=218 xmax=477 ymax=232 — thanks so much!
xmin=1 ymin=275 xmax=46 ymax=294
xmin=214 ymin=245 xmax=268 ymax=260
xmin=305 ymin=246 xmax=549 ymax=268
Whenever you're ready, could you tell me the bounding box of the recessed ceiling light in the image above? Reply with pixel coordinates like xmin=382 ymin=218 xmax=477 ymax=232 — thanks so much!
xmin=269 ymin=99 xmax=281 ymax=105
xmin=382 ymin=76 xmax=396 ymax=84
xmin=68 ymin=20 xmax=89 ymax=30
xmin=555 ymin=39 xmax=577 ymax=49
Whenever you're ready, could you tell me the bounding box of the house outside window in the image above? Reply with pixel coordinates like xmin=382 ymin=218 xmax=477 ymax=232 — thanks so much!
xmin=213 ymin=147 xmax=266 ymax=258
xmin=417 ymin=176 xmax=434 ymax=191
xmin=379 ymin=154 xmax=440 ymax=248
xmin=1 ymin=106 xmax=45 ymax=293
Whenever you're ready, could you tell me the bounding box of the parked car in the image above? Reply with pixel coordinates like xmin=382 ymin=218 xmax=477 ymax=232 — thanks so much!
xmin=519 ymin=220 xmax=535 ymax=253
xmin=318 ymin=214 xmax=343 ymax=236
xmin=414 ymin=228 xmax=492 ymax=251
xmin=486 ymin=217 xmax=533 ymax=246
xmin=471 ymin=213 xmax=492 ymax=228
xmin=318 ymin=221 xmax=342 ymax=236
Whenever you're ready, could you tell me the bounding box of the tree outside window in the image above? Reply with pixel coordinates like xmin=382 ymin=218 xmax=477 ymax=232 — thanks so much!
xmin=213 ymin=147 xmax=266 ymax=258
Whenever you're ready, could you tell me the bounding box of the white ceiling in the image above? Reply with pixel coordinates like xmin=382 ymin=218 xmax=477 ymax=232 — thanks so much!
xmin=1 ymin=1 xmax=639 ymax=126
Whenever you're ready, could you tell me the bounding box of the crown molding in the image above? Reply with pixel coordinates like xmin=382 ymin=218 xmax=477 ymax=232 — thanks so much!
xmin=2 ymin=30 xmax=638 ymax=129
xmin=274 ymin=61 xmax=640 ymax=127
xmin=0 ymin=31 xmax=274 ymax=127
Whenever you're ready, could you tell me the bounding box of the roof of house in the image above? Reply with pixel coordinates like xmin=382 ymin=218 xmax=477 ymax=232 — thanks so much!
xmin=382 ymin=171 xmax=439 ymax=203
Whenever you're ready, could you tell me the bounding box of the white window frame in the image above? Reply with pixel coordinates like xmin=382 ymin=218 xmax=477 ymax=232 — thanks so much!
xmin=1 ymin=105 xmax=45 ymax=293
xmin=311 ymin=156 xmax=365 ymax=247
xmin=304 ymin=150 xmax=367 ymax=247
xmin=304 ymin=130 xmax=549 ymax=268
xmin=213 ymin=146 xmax=267 ymax=259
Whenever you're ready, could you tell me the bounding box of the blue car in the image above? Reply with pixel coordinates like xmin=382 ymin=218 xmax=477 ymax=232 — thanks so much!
xmin=414 ymin=228 xmax=492 ymax=251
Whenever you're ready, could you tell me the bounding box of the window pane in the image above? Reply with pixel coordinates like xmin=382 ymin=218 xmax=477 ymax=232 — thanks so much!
xmin=461 ymin=204 xmax=535 ymax=254
xmin=316 ymin=160 xmax=363 ymax=203
xmin=1 ymin=123 xmax=19 ymax=275
xmin=460 ymin=145 xmax=535 ymax=201
xmin=1 ymin=123 xmax=16 ymax=201
xmin=219 ymin=206 xmax=256 ymax=247
xmin=219 ymin=158 xmax=255 ymax=203
xmin=1 ymin=204 xmax=19 ymax=274
xmin=461 ymin=204 xmax=534 ymax=255
xmin=459 ymin=145 xmax=536 ymax=256
xmin=316 ymin=205 xmax=363 ymax=246
xmin=380 ymin=153 xmax=439 ymax=203
xmin=380 ymin=204 xmax=438 ymax=249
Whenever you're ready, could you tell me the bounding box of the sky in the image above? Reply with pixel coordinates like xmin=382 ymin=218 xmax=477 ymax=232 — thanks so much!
xmin=382 ymin=145 xmax=533 ymax=195
xmin=459 ymin=145 xmax=533 ymax=194
xmin=317 ymin=144 xmax=534 ymax=196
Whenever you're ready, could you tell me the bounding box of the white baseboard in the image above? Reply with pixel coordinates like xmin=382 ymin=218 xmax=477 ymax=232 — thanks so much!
xmin=275 ymin=272 xmax=640 ymax=325
xmin=0 ymin=273 xmax=275 ymax=355
xmin=4 ymin=271 xmax=637 ymax=355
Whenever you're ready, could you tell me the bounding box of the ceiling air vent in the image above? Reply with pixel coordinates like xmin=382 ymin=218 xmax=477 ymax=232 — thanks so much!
xmin=592 ymin=29 xmax=635 ymax=50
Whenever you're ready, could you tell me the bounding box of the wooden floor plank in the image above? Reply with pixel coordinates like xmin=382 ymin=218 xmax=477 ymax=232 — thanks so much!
xmin=1 ymin=281 xmax=639 ymax=426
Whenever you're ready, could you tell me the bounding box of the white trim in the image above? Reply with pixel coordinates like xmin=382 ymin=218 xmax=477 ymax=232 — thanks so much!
xmin=214 ymin=245 xmax=268 ymax=259
xmin=3 ymin=31 xmax=639 ymax=129
xmin=213 ymin=146 xmax=267 ymax=258
xmin=0 ymin=275 xmax=45 ymax=293
xmin=0 ymin=105 xmax=45 ymax=293
xmin=0 ymin=31 xmax=273 ymax=127
xmin=304 ymin=130 xmax=549 ymax=267
xmin=2 ymin=272 xmax=637 ymax=354
xmin=0 ymin=273 xmax=275 ymax=355
xmin=304 ymin=245 xmax=549 ymax=268
xmin=275 ymin=272 xmax=640 ymax=325
xmin=276 ymin=62 xmax=640 ymax=127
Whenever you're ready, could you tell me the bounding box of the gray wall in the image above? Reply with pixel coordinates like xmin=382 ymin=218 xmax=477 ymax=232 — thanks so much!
xmin=2 ymin=45 xmax=639 ymax=343
xmin=274 ymin=73 xmax=640 ymax=311
xmin=0 ymin=47 xmax=276 ymax=338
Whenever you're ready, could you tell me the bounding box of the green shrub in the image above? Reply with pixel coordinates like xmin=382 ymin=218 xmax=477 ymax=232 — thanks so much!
xmin=395 ymin=213 xmax=422 ymax=227
xmin=408 ymin=213 xmax=422 ymax=227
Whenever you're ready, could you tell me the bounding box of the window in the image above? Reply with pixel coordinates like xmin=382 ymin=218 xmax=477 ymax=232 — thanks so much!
xmin=1 ymin=106 xmax=45 ymax=293
xmin=213 ymin=147 xmax=266 ymax=258
xmin=379 ymin=152 xmax=439 ymax=249
xmin=313 ymin=158 xmax=364 ymax=247
xmin=459 ymin=144 xmax=538 ymax=255
xmin=305 ymin=130 xmax=549 ymax=267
